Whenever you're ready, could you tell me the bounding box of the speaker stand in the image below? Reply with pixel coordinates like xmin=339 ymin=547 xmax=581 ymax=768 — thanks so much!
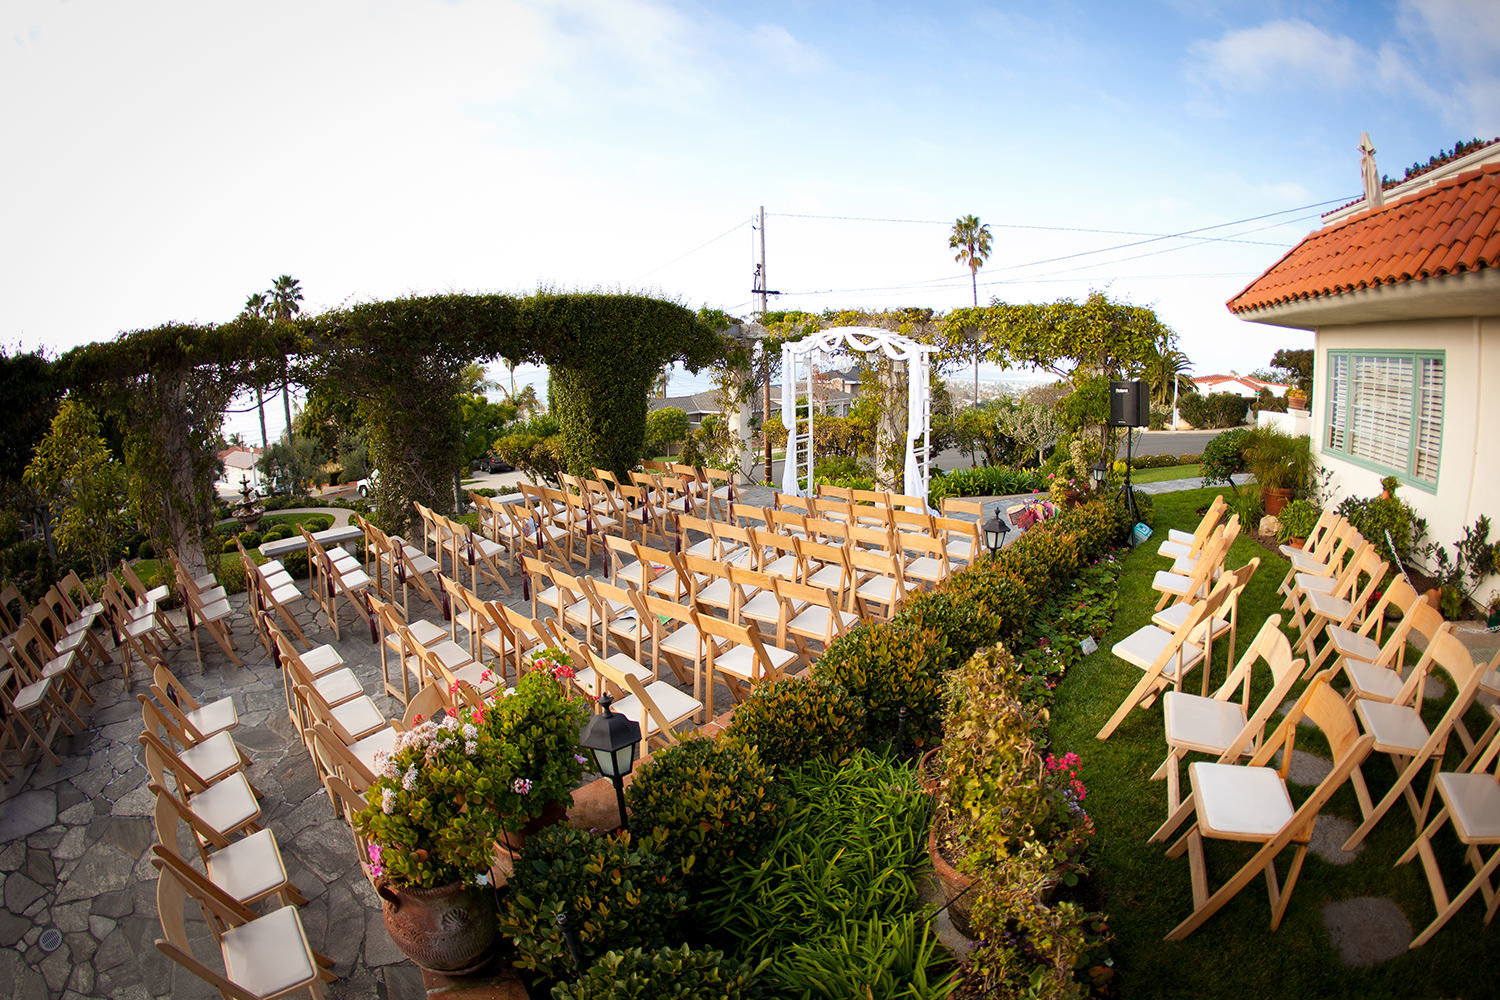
xmin=1115 ymin=428 xmax=1139 ymax=524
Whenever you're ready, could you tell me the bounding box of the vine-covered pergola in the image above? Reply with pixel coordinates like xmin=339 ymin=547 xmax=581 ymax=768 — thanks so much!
xmin=57 ymin=292 xmax=727 ymax=575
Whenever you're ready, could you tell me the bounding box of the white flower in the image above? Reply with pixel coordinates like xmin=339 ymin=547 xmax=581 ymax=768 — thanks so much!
xmin=381 ymin=788 xmax=396 ymax=814
xmin=465 ymin=740 xmax=478 ymax=756
xmin=462 ymin=723 xmax=478 ymax=741
xmin=473 ymin=872 xmax=490 ymax=886
xmin=402 ymin=766 xmax=419 ymax=791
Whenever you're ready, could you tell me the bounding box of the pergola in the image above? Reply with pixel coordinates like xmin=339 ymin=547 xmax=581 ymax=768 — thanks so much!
xmin=780 ymin=326 xmax=938 ymax=505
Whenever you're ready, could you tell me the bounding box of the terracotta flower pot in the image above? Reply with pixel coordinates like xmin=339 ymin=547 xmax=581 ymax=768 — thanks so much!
xmin=918 ymin=747 xmax=943 ymax=796
xmin=378 ymin=879 xmax=497 ymax=975
xmin=499 ymin=798 xmax=569 ymax=852
xmin=927 ymin=823 xmax=975 ymax=939
xmin=1263 ymin=487 xmax=1293 ymax=516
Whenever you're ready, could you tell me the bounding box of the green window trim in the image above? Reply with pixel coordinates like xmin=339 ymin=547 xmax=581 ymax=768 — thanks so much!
xmin=1323 ymin=349 xmax=1444 ymax=493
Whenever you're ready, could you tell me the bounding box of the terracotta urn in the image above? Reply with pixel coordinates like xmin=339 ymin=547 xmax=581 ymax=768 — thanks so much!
xmin=377 ymin=879 xmax=497 ymax=975
xmin=927 ymin=823 xmax=975 ymax=939
xmin=498 ymin=798 xmax=569 ymax=853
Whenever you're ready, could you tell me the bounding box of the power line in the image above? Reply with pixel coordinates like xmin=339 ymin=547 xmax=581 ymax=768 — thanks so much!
xmin=631 ymin=217 xmax=752 ymax=281
xmin=773 ymin=198 xmax=1351 ymax=298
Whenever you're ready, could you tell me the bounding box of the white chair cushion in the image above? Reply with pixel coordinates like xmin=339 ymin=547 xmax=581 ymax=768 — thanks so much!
xmin=1435 ymin=772 xmax=1500 ymax=842
xmin=617 ymin=682 xmax=701 ymax=736
xmin=331 ymin=696 xmax=386 ymax=739
xmin=1163 ymin=692 xmax=1247 ymax=756
xmin=350 ymin=727 xmax=398 ymax=773
xmin=220 ymin=904 xmax=318 ymax=998
xmin=1294 ymin=572 xmax=1337 ymax=595
xmin=1354 ymin=699 xmax=1428 ymax=754
xmin=189 ymin=773 xmax=259 ymax=835
xmin=1157 ymin=539 xmax=1191 ymax=560
xmin=1325 ymin=625 xmax=1381 ymax=663
xmin=715 ymin=642 xmax=797 ymax=682
xmin=1190 ymin=761 xmax=1294 ymax=839
xmin=1304 ymin=589 xmax=1352 ymax=620
xmin=177 ymin=732 xmax=242 ymax=784
xmin=313 ymin=668 xmax=364 ymax=705
xmin=185 ymin=697 xmax=238 ymax=736
xmin=1113 ymin=625 xmax=1204 ymax=680
xmin=1167 ymin=527 xmax=1195 ymax=546
xmin=302 ymin=643 xmax=344 ymax=675
xmin=1151 ymin=602 xmax=1229 ymax=641
xmin=206 ymin=827 xmax=289 ymax=903
xmin=660 ymin=624 xmax=704 ymax=659
xmin=1344 ymin=661 xmax=1405 ymax=701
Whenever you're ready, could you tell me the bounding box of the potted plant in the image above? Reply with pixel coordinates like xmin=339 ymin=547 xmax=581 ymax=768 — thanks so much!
xmin=1242 ymin=429 xmax=1307 ymax=516
xmin=354 ymin=650 xmax=589 ymax=974
xmin=1276 ymin=499 xmax=1320 ymax=548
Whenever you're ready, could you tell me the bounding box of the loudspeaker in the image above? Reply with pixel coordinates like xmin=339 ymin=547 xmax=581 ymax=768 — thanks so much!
xmin=1109 ymin=380 xmax=1149 ymax=428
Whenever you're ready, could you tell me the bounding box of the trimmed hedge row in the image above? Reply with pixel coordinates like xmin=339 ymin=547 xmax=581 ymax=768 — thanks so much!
xmin=927 ymin=466 xmax=1048 ymax=508
xmin=812 ymin=498 xmax=1129 ymax=749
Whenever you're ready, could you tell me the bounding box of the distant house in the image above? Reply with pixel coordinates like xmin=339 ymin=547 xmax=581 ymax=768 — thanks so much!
xmin=1191 ymin=373 xmax=1290 ymax=398
xmin=216 ymin=446 xmax=265 ymax=494
xmin=1228 ymin=139 xmax=1500 ymax=601
xmin=646 ymin=392 xmax=721 ymax=429
xmin=648 ymin=384 xmax=856 ymax=428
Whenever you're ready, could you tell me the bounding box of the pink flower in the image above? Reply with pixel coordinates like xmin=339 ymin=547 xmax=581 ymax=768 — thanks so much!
xmin=448 ymin=681 xmax=460 ymax=694
xmin=512 ymin=777 xmax=533 ymax=795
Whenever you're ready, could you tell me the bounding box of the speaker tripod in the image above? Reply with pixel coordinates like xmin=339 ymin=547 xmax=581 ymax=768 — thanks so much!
xmin=1115 ymin=427 xmax=1139 ymax=524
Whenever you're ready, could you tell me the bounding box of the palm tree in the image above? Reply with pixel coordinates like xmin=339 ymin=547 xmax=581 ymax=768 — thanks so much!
xmin=949 ymin=214 xmax=993 ymax=405
xmin=268 ymin=275 xmax=303 ymax=439
xmin=240 ymin=292 xmax=271 ymax=449
xmin=1143 ymin=342 xmax=1194 ymax=409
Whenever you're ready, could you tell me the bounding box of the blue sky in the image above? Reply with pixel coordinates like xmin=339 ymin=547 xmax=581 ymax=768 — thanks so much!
xmin=4 ymin=0 xmax=1496 ymax=441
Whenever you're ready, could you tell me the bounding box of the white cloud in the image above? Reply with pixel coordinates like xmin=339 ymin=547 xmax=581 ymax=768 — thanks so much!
xmin=747 ymin=23 xmax=824 ymax=76
xmin=1187 ymin=18 xmax=1364 ymax=94
xmin=1397 ymin=0 xmax=1500 ymax=135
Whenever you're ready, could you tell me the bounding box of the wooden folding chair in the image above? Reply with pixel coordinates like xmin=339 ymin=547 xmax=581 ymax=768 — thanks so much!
xmin=1277 ymin=519 xmax=1362 ymax=603
xmin=298 ymin=526 xmax=372 ymax=641
xmin=900 ymin=530 xmax=951 ymax=592
xmin=0 ymin=580 xmax=30 ymax=634
xmin=727 ymin=564 xmax=789 ymax=638
xmin=631 ymin=589 xmax=706 ymax=701
xmin=934 ymin=515 xmax=983 ymax=569
xmin=704 ymin=467 xmax=736 ymax=520
xmin=1275 ymin=507 xmax=1341 ymax=561
xmin=1289 ymin=546 xmax=1388 ymax=673
xmin=1340 ymin=635 xmax=1496 ymax=852
xmin=796 ymin=537 xmax=854 ymax=611
xmin=235 ymin=540 xmax=310 ymax=648
xmin=1152 ymin=520 xmax=1235 ymax=612
xmin=1396 ymin=720 xmax=1500 ymax=948
xmin=152 ymin=660 xmax=239 ymax=740
xmin=1328 ymin=581 xmax=1442 ymax=705
xmin=753 ymin=528 xmax=801 ymax=582
xmin=1096 ymin=574 xmax=1237 ymax=740
xmin=580 ymin=576 xmax=648 ymax=662
xmin=121 ymin=558 xmax=182 ymax=645
xmin=169 ymin=552 xmax=243 ymax=669
xmin=11 ymin=617 xmax=96 ymax=711
xmin=0 ymin=643 xmax=78 ymax=769
xmin=710 ymin=521 xmax=757 ymax=570
xmin=848 ymin=545 xmax=907 ymax=621
xmin=1149 ymin=614 xmax=1305 ymax=843
xmin=682 ymin=553 xmax=735 ymax=619
xmin=150 ymin=783 xmax=306 ymax=911
xmin=1163 ymin=670 xmax=1374 ymax=940
xmin=675 ymin=513 xmax=718 ymax=561
xmin=635 ymin=543 xmax=690 ymax=602
xmin=772 ymin=577 xmax=858 ymax=666
xmin=696 ymin=610 xmax=796 ymax=720
xmin=440 ymin=576 xmax=514 ymax=677
xmin=1156 ymin=494 xmax=1227 ymax=562
xmin=1152 ymin=557 xmax=1260 ymax=676
xmin=140 ymin=735 xmax=262 ymax=842
xmin=141 ymin=694 xmax=253 ymax=791
xmin=587 ymin=646 xmax=702 ymax=749
xmin=102 ymin=575 xmax=173 ymax=682
xmin=152 ymin=848 xmax=333 ymax=999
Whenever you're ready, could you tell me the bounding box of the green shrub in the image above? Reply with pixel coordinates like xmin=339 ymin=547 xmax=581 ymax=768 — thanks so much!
xmin=221 ymin=537 xmax=239 ymax=553
xmin=236 ymin=529 xmax=263 ymax=549
xmin=625 ymin=736 xmax=780 ymax=885
xmin=282 ymin=550 xmax=310 ymax=579
xmin=498 ymin=827 xmax=688 ymax=983
xmin=813 ymin=619 xmax=947 ymax=749
xmin=260 ymin=524 xmax=293 ymax=543
xmin=927 ymin=466 xmax=1048 ymax=508
xmin=1131 ymin=452 xmax=1198 ymax=470
xmin=1277 ymin=498 xmax=1321 ymax=543
xmin=1179 ymin=391 xmax=1251 ymax=429
xmin=552 ymin=944 xmax=765 ymax=1000
xmin=1200 ymin=427 xmax=1251 ymax=487
xmin=1148 ymin=404 xmax=1169 ymax=430
xmin=214 ymin=554 xmax=248 ymax=595
xmin=136 ymin=540 xmax=155 ymax=559
xmin=1337 ymin=491 xmax=1428 ymax=567
xmin=698 ymin=751 xmax=944 ymax=1000
xmin=305 ymin=514 xmax=334 ymax=532
xmin=1225 ymin=486 xmax=1264 ymax=529
xmin=722 ymin=676 xmax=865 ymax=774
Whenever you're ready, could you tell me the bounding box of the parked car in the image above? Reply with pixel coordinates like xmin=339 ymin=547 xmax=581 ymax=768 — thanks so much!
xmin=479 ymin=454 xmax=514 ymax=474
xmin=356 ymin=470 xmax=380 ymax=497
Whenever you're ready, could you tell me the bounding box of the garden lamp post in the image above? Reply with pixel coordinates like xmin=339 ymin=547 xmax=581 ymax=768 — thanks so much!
xmin=982 ymin=509 xmax=1009 ymax=560
xmin=1090 ymin=461 xmax=1110 ymax=492
xmin=579 ymin=693 xmax=642 ymax=832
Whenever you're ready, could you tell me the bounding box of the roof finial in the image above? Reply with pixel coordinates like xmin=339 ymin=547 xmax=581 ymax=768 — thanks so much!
xmin=1359 ymin=132 xmax=1383 ymax=208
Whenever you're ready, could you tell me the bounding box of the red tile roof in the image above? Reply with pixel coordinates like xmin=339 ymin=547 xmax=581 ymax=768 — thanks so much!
xmin=1228 ymin=161 xmax=1500 ymax=314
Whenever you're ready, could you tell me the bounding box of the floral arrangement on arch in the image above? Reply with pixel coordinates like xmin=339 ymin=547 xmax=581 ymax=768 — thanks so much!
xmin=354 ymin=648 xmax=591 ymax=888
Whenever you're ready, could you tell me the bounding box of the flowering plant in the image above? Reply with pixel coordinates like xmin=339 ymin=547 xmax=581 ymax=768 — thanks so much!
xmin=353 ymin=649 xmax=590 ymax=888
xmin=1046 ymin=472 xmax=1085 ymax=502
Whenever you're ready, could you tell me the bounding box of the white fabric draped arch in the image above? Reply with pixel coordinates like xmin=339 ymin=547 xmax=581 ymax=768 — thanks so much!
xmin=780 ymin=326 xmax=938 ymax=506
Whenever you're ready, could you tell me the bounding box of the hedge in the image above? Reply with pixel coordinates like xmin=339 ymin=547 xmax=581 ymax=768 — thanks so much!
xmin=813 ymin=498 xmax=1130 ymax=749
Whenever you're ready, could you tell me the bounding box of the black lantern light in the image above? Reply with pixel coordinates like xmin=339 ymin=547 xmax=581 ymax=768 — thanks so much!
xmin=578 ymin=693 xmax=642 ymax=831
xmin=982 ymin=509 xmax=1009 ymax=560
xmin=1090 ymin=461 xmax=1109 ymax=491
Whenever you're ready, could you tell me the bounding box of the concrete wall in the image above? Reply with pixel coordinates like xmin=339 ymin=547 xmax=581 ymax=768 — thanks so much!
xmin=1312 ymin=316 xmax=1500 ymax=603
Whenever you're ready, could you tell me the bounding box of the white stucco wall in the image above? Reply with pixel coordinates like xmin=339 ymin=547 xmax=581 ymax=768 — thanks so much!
xmin=1311 ymin=316 xmax=1500 ymax=604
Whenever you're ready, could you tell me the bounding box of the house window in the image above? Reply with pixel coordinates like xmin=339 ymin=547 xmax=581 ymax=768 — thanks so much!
xmin=1323 ymin=350 xmax=1444 ymax=486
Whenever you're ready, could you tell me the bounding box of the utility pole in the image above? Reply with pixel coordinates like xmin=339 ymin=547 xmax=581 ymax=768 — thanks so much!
xmin=756 ymin=205 xmax=773 ymax=483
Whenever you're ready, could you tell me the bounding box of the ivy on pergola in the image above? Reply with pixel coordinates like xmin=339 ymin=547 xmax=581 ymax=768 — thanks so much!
xmin=59 ymin=292 xmax=727 ymax=567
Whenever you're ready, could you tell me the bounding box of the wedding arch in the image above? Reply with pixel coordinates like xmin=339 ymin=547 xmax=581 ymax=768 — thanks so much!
xmin=780 ymin=326 xmax=938 ymax=505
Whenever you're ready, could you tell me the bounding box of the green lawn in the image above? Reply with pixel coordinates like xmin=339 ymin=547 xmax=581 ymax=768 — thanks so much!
xmin=1128 ymin=463 xmax=1202 ymax=484
xmin=1049 ymin=486 xmax=1496 ymax=999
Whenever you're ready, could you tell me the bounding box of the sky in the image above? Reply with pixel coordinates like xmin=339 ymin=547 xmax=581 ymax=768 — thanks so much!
xmin=4 ymin=0 xmax=1498 ymax=444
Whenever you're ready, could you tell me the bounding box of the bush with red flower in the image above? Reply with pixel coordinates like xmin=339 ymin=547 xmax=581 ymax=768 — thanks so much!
xmin=353 ymin=648 xmax=590 ymax=889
